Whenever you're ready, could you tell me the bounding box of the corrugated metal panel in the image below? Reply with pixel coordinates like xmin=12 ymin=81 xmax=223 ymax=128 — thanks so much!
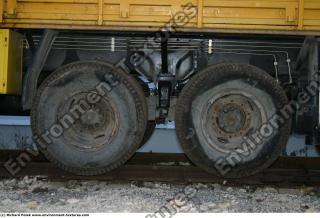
xmin=0 ymin=0 xmax=319 ymax=34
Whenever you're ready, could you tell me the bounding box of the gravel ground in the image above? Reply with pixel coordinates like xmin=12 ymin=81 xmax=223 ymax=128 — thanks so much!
xmin=0 ymin=177 xmax=319 ymax=213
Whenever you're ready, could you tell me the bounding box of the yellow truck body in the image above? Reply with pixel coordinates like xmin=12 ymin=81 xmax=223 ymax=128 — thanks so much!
xmin=0 ymin=0 xmax=320 ymax=35
xmin=0 ymin=29 xmax=23 ymax=95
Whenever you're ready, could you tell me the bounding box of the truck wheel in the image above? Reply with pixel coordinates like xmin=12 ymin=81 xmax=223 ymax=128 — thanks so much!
xmin=31 ymin=61 xmax=147 ymax=175
xmin=175 ymin=63 xmax=291 ymax=178
xmin=135 ymin=79 xmax=156 ymax=147
xmin=140 ymin=121 xmax=156 ymax=147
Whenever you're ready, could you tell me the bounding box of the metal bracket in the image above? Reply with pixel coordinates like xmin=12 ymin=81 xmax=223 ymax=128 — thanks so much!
xmin=120 ymin=3 xmax=129 ymax=18
xmin=298 ymin=0 xmax=305 ymax=29
xmin=6 ymin=0 xmax=17 ymax=17
xmin=285 ymin=6 xmax=296 ymax=23
xmin=197 ymin=0 xmax=203 ymax=28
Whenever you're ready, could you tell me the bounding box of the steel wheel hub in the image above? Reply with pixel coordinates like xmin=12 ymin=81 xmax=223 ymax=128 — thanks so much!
xmin=201 ymin=92 xmax=265 ymax=152
xmin=209 ymin=95 xmax=253 ymax=139
xmin=58 ymin=92 xmax=120 ymax=151
xmin=217 ymin=103 xmax=246 ymax=132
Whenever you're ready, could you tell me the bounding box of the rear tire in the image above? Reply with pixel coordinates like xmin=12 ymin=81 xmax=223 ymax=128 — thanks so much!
xmin=31 ymin=61 xmax=148 ymax=175
xmin=140 ymin=121 xmax=156 ymax=147
xmin=175 ymin=63 xmax=291 ymax=178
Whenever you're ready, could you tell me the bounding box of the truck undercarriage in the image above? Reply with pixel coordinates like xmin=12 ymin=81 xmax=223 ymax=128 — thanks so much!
xmin=0 ymin=29 xmax=318 ymax=177
xmin=0 ymin=0 xmax=320 ymax=178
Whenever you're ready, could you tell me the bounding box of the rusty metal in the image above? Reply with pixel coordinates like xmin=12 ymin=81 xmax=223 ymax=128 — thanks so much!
xmin=60 ymin=92 xmax=120 ymax=151
xmin=209 ymin=95 xmax=253 ymax=139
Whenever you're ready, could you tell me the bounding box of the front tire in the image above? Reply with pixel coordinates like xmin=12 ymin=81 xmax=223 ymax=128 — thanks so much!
xmin=31 ymin=61 xmax=148 ymax=175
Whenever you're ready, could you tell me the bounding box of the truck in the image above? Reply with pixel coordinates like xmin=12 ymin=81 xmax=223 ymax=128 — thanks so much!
xmin=0 ymin=0 xmax=319 ymax=178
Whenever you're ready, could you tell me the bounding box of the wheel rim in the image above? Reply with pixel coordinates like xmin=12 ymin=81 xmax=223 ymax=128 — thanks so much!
xmin=57 ymin=91 xmax=120 ymax=151
xmin=192 ymin=79 xmax=274 ymax=155
xmin=201 ymin=92 xmax=266 ymax=153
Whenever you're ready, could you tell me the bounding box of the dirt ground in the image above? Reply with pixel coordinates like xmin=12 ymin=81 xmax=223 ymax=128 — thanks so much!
xmin=0 ymin=177 xmax=319 ymax=213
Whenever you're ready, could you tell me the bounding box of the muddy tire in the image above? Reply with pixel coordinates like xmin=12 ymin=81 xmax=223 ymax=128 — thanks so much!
xmin=31 ymin=61 xmax=148 ymax=175
xmin=140 ymin=121 xmax=156 ymax=147
xmin=175 ymin=63 xmax=291 ymax=178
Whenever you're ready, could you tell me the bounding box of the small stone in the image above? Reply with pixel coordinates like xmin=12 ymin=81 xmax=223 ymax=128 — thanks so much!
xmin=26 ymin=201 xmax=38 ymax=209
xmin=4 ymin=179 xmax=17 ymax=187
xmin=180 ymin=204 xmax=192 ymax=212
xmin=154 ymin=183 xmax=161 ymax=188
xmin=239 ymin=188 xmax=247 ymax=193
xmin=212 ymin=183 xmax=222 ymax=190
xmin=58 ymin=199 xmax=67 ymax=206
xmin=305 ymin=208 xmax=318 ymax=213
xmin=231 ymin=199 xmax=239 ymax=205
xmin=67 ymin=198 xmax=80 ymax=204
xmin=226 ymin=187 xmax=233 ymax=192
xmin=22 ymin=176 xmax=33 ymax=185
xmin=32 ymin=177 xmax=39 ymax=182
xmin=46 ymin=182 xmax=65 ymax=190
xmin=199 ymin=205 xmax=208 ymax=211
xmin=17 ymin=181 xmax=27 ymax=189
xmin=222 ymin=180 xmax=227 ymax=185
xmin=263 ymin=187 xmax=278 ymax=193
xmin=301 ymin=187 xmax=315 ymax=195
xmin=278 ymin=188 xmax=301 ymax=195
xmin=1 ymin=199 xmax=12 ymax=205
xmin=88 ymin=185 xmax=101 ymax=191
xmin=189 ymin=206 xmax=200 ymax=213
xmin=278 ymin=195 xmax=289 ymax=202
xmin=10 ymin=194 xmax=20 ymax=201
xmin=65 ymin=180 xmax=80 ymax=189
xmin=130 ymin=183 xmax=138 ymax=188
xmin=207 ymin=203 xmax=217 ymax=209
xmin=254 ymin=187 xmax=262 ymax=193
xmin=217 ymin=202 xmax=230 ymax=210
xmin=196 ymin=183 xmax=208 ymax=189
xmin=99 ymin=199 xmax=107 ymax=203
xmin=143 ymin=182 xmax=156 ymax=188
